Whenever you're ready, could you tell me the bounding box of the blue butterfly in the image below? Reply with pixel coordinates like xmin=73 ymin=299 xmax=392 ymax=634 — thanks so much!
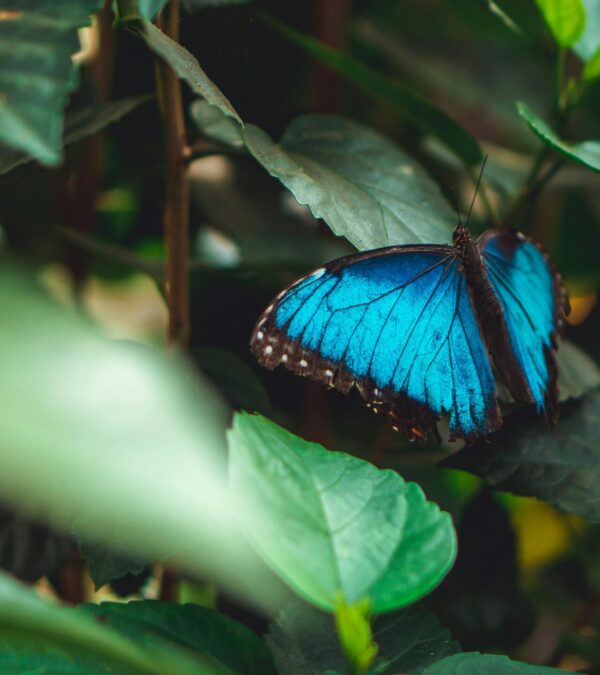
xmin=251 ymin=225 xmax=570 ymax=443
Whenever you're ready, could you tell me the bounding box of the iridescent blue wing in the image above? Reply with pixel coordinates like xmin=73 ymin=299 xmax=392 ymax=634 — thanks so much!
xmin=251 ymin=246 xmax=501 ymax=442
xmin=478 ymin=229 xmax=569 ymax=422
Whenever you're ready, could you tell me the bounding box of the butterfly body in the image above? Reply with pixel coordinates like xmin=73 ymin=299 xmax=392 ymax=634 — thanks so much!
xmin=251 ymin=226 xmax=569 ymax=443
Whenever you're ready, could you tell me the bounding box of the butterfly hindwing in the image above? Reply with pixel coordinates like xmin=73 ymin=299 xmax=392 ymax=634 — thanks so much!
xmin=478 ymin=229 xmax=569 ymax=422
xmin=251 ymin=246 xmax=502 ymax=442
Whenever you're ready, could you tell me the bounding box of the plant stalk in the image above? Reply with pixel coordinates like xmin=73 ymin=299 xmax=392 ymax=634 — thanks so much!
xmin=155 ymin=0 xmax=190 ymax=348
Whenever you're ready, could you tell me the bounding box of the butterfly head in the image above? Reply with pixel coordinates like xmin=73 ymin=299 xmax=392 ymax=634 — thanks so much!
xmin=452 ymin=225 xmax=471 ymax=248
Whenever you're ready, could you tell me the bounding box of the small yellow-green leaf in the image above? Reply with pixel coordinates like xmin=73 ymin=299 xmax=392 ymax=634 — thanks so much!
xmin=334 ymin=597 xmax=377 ymax=675
xmin=534 ymin=0 xmax=586 ymax=47
xmin=583 ymin=45 xmax=600 ymax=79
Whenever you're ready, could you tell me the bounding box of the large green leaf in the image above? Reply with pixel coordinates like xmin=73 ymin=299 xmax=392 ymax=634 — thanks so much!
xmin=0 ymin=0 xmax=103 ymax=165
xmin=242 ymin=115 xmax=456 ymax=249
xmin=442 ymin=388 xmax=600 ymax=522
xmin=0 ymin=95 xmax=151 ymax=176
xmin=228 ymin=413 xmax=457 ymax=613
xmin=128 ymin=19 xmax=242 ymax=125
xmin=82 ymin=601 xmax=273 ymax=675
xmin=534 ymin=0 xmax=586 ymax=47
xmin=261 ymin=15 xmax=482 ymax=167
xmin=266 ymin=599 xmax=460 ymax=675
xmin=517 ymin=102 xmax=600 ymax=172
xmin=422 ymin=652 xmax=564 ymax=673
xmin=0 ymin=267 xmax=280 ymax=613
xmin=0 ymin=572 xmax=217 ymax=675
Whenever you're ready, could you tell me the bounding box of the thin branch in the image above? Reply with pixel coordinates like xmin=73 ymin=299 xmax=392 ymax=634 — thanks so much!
xmin=155 ymin=0 xmax=190 ymax=348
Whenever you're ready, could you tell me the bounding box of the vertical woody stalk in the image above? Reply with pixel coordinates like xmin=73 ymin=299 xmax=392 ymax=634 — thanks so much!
xmin=156 ymin=0 xmax=190 ymax=348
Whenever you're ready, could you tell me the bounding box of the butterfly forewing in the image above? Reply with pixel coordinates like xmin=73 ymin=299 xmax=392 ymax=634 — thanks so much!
xmin=251 ymin=245 xmax=502 ymax=442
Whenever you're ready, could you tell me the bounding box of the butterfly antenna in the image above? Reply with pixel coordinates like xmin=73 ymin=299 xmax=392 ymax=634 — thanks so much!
xmin=450 ymin=185 xmax=463 ymax=227
xmin=465 ymin=154 xmax=489 ymax=228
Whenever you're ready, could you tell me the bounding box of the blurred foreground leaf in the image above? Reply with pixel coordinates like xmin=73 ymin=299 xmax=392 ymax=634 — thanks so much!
xmin=129 ymin=20 xmax=242 ymax=124
xmin=183 ymin=0 xmax=252 ymax=9
xmin=0 ymin=573 xmax=219 ymax=674
xmin=0 ymin=267 xmax=280 ymax=613
xmin=442 ymin=388 xmax=600 ymax=522
xmin=534 ymin=0 xmax=586 ymax=47
xmin=0 ymin=0 xmax=103 ymax=164
xmin=261 ymin=15 xmax=482 ymax=167
xmin=229 ymin=413 xmax=456 ymax=613
xmin=266 ymin=599 xmax=460 ymax=675
xmin=0 ymin=95 xmax=151 ymax=176
xmin=82 ymin=601 xmax=273 ymax=675
xmin=138 ymin=0 xmax=169 ymax=19
xmin=517 ymin=102 xmax=600 ymax=172
xmin=422 ymin=652 xmax=564 ymax=673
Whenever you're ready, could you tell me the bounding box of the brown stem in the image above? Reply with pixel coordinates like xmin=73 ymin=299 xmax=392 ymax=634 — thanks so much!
xmin=156 ymin=0 xmax=190 ymax=349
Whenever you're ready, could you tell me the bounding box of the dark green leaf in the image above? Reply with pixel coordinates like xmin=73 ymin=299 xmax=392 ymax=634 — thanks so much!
xmin=0 ymin=0 xmax=103 ymax=164
xmin=481 ymin=1 xmax=526 ymax=37
xmin=442 ymin=388 xmax=600 ymax=522
xmin=242 ymin=115 xmax=456 ymax=250
xmin=534 ymin=0 xmax=586 ymax=47
xmin=555 ymin=340 xmax=600 ymax=400
xmin=0 ymin=95 xmax=152 ymax=176
xmin=517 ymin=102 xmax=600 ymax=172
xmin=429 ymin=490 xmax=534 ymax=651
xmin=79 ymin=539 xmax=151 ymax=590
xmin=130 ymin=20 xmax=242 ymax=125
xmin=82 ymin=601 xmax=273 ymax=675
xmin=575 ymin=0 xmax=600 ymax=59
xmin=260 ymin=15 xmax=482 ymax=166
xmin=265 ymin=599 xmax=460 ymax=675
xmin=190 ymin=100 xmax=245 ymax=148
xmin=422 ymin=652 xmax=564 ymax=673
xmin=229 ymin=413 xmax=457 ymax=612
xmin=194 ymin=347 xmax=271 ymax=415
xmin=0 ymin=572 xmax=216 ymax=675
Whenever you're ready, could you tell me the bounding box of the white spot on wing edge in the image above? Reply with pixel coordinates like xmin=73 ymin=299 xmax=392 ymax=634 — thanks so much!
xmin=281 ymin=354 xmax=288 ymax=363
xmin=299 ymin=359 xmax=308 ymax=367
xmin=311 ymin=267 xmax=326 ymax=279
xmin=256 ymin=331 xmax=264 ymax=340
xmin=264 ymin=345 xmax=273 ymax=355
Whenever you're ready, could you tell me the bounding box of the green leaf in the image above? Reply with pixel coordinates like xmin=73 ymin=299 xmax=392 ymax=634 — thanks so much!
xmin=261 ymin=14 xmax=482 ymax=167
xmin=421 ymin=652 xmax=564 ymax=673
xmin=0 ymin=268 xmax=280 ymax=614
xmin=517 ymin=101 xmax=600 ymax=172
xmin=0 ymin=571 xmax=219 ymax=675
xmin=0 ymin=95 xmax=152 ymax=176
xmin=190 ymin=100 xmax=245 ymax=148
xmin=228 ymin=413 xmax=457 ymax=613
xmin=242 ymin=115 xmax=456 ymax=249
xmin=575 ymin=0 xmax=600 ymax=59
xmin=582 ymin=45 xmax=600 ymax=79
xmin=138 ymin=0 xmax=169 ymax=19
xmin=334 ymin=598 xmax=377 ymax=675
xmin=82 ymin=601 xmax=273 ymax=675
xmin=0 ymin=0 xmax=103 ymax=165
xmin=534 ymin=0 xmax=586 ymax=47
xmin=130 ymin=20 xmax=242 ymax=125
xmin=556 ymin=340 xmax=600 ymax=400
xmin=265 ymin=599 xmax=460 ymax=675
xmin=442 ymin=388 xmax=600 ymax=522
xmin=79 ymin=539 xmax=150 ymax=590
